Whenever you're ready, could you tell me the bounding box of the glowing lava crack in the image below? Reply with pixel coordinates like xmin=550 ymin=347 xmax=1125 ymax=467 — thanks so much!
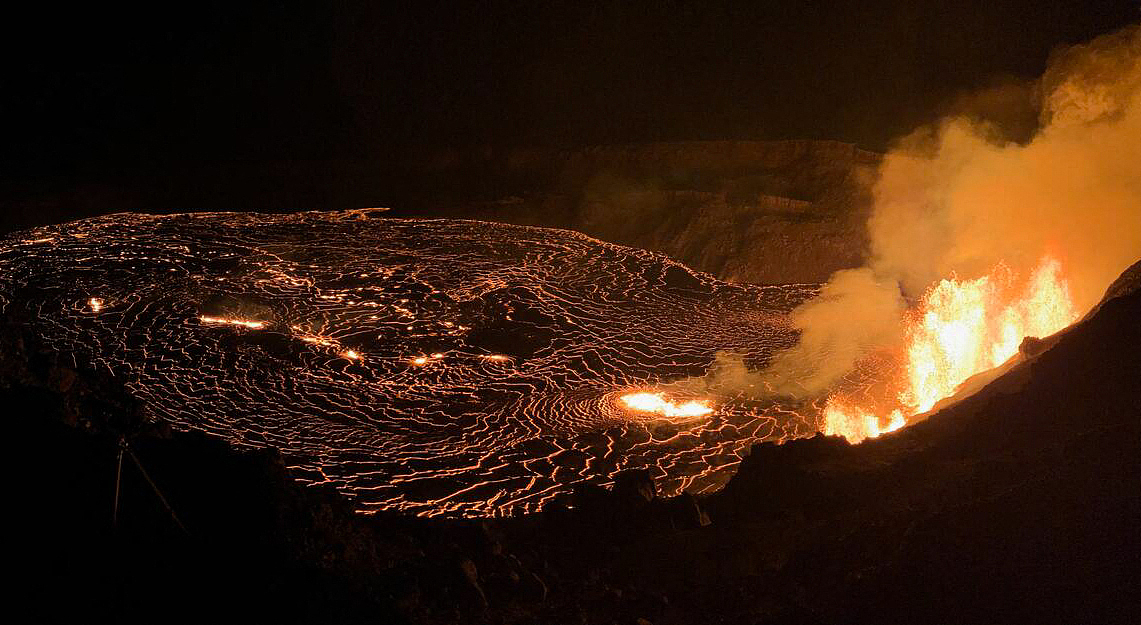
xmin=0 ymin=211 xmax=823 ymax=517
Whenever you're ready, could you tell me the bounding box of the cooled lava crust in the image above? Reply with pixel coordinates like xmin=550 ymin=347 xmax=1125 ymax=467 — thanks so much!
xmin=0 ymin=210 xmax=821 ymax=516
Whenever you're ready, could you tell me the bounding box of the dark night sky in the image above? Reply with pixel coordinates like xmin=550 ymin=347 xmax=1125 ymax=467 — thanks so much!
xmin=2 ymin=1 xmax=1139 ymax=186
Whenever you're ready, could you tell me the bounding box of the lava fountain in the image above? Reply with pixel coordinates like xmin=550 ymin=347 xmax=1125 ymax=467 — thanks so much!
xmin=824 ymin=255 xmax=1078 ymax=442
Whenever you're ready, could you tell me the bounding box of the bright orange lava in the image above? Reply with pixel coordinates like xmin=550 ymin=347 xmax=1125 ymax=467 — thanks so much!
xmin=199 ymin=315 xmax=266 ymax=330
xmin=824 ymin=256 xmax=1078 ymax=443
xmin=822 ymin=401 xmax=905 ymax=444
xmin=410 ymin=353 xmax=445 ymax=366
xmin=620 ymin=392 xmax=714 ymax=418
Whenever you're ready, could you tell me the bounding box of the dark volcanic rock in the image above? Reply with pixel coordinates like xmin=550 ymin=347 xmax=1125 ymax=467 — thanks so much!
xmin=613 ymin=468 xmax=658 ymax=504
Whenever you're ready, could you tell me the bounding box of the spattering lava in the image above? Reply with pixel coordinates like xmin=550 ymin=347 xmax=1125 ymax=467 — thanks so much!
xmin=619 ymin=392 xmax=714 ymax=419
xmin=1 ymin=211 xmax=826 ymax=517
xmin=823 ymin=256 xmax=1078 ymax=442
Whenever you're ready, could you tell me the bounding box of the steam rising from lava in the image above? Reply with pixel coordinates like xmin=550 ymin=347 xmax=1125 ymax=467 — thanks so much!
xmin=729 ymin=25 xmax=1141 ymax=441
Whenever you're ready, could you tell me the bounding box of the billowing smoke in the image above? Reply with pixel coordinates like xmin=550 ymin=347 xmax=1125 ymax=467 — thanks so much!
xmin=739 ymin=24 xmax=1141 ymax=399
xmin=872 ymin=23 xmax=1141 ymax=312
xmin=674 ymin=269 xmax=904 ymax=398
xmin=752 ymin=268 xmax=903 ymax=397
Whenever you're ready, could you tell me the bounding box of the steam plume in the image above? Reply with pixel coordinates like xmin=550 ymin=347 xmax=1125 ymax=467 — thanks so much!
xmin=744 ymin=24 xmax=1141 ymax=398
xmin=754 ymin=268 xmax=904 ymax=397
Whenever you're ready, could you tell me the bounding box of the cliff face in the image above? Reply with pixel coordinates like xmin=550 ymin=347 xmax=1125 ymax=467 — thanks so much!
xmin=408 ymin=140 xmax=880 ymax=284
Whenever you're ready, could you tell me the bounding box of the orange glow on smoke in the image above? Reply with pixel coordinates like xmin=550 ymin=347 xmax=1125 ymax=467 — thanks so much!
xmin=825 ymin=256 xmax=1078 ymax=442
xmin=620 ymin=392 xmax=714 ymax=418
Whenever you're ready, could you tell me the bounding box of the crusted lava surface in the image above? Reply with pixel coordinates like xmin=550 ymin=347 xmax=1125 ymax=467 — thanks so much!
xmin=0 ymin=210 xmax=827 ymax=517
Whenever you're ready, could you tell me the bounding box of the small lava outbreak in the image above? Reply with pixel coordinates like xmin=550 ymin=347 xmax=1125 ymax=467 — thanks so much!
xmin=0 ymin=210 xmax=828 ymax=517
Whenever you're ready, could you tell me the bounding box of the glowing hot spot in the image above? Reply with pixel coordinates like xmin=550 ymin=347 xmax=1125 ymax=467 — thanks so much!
xmin=199 ymin=315 xmax=266 ymax=330
xmin=620 ymin=392 xmax=714 ymax=418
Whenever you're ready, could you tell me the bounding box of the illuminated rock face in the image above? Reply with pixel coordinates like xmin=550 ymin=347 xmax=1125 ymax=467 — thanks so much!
xmin=0 ymin=210 xmax=818 ymax=517
xmin=417 ymin=141 xmax=879 ymax=286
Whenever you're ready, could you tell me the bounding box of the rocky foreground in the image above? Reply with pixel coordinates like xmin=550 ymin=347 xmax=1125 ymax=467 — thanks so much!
xmin=11 ymin=257 xmax=1141 ymax=624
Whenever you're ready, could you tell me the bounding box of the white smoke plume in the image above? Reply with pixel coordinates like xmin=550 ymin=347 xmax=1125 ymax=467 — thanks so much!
xmin=754 ymin=268 xmax=904 ymax=397
xmin=737 ymin=24 xmax=1141 ymax=398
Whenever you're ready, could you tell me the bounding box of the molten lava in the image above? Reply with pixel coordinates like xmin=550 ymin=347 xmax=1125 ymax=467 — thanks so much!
xmin=620 ymin=392 xmax=714 ymax=418
xmin=199 ymin=315 xmax=267 ymax=330
xmin=825 ymin=256 xmax=1078 ymax=442
xmin=822 ymin=401 xmax=905 ymax=443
